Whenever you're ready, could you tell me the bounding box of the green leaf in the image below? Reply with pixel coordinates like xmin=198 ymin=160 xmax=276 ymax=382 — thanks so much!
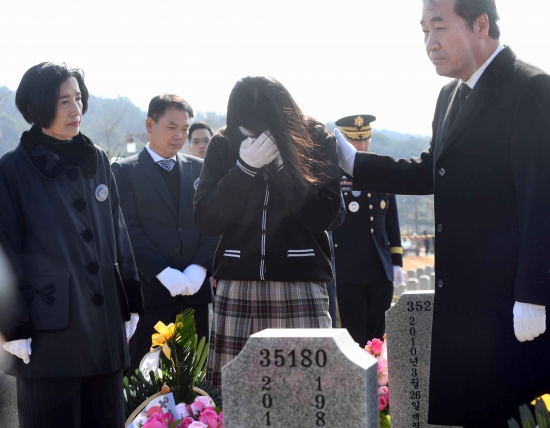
xmin=508 ymin=418 xmax=522 ymax=428
xmin=169 ymin=419 xmax=183 ymax=428
xmin=535 ymin=398 xmax=550 ymax=428
xmin=519 ymin=404 xmax=537 ymax=428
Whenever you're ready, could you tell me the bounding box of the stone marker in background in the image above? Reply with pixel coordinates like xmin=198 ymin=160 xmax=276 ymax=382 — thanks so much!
xmin=407 ymin=278 xmax=419 ymax=291
xmin=385 ymin=291 xmax=459 ymax=428
xmin=430 ymin=273 xmax=436 ymax=290
xmin=419 ymin=275 xmax=430 ymax=290
xmin=223 ymin=329 xmax=379 ymax=428
xmin=424 ymin=266 xmax=433 ymax=276
xmin=416 ymin=267 xmax=425 ymax=278
xmin=407 ymin=269 xmax=416 ymax=280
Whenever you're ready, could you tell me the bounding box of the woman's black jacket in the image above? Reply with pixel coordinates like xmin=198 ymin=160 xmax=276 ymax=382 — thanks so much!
xmin=193 ymin=124 xmax=341 ymax=283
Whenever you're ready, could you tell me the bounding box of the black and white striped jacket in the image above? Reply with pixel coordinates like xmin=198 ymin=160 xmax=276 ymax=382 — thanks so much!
xmin=193 ymin=125 xmax=341 ymax=283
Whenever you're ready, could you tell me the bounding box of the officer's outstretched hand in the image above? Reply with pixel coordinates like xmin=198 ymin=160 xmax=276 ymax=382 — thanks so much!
xmin=125 ymin=313 xmax=139 ymax=341
xmin=2 ymin=338 xmax=32 ymax=364
xmin=513 ymin=301 xmax=546 ymax=342
xmin=393 ymin=266 xmax=405 ymax=287
xmin=334 ymin=129 xmax=357 ymax=176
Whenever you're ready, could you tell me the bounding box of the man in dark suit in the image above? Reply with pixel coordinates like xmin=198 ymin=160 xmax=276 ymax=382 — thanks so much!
xmin=112 ymin=94 xmax=217 ymax=372
xmin=336 ymin=0 xmax=550 ymax=425
xmin=332 ymin=115 xmax=404 ymax=347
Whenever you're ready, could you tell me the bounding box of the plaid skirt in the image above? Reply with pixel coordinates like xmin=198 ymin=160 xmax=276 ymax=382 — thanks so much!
xmin=206 ymin=280 xmax=332 ymax=389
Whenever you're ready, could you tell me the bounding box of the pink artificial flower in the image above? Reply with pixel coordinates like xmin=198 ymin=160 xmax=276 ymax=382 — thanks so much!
xmin=180 ymin=417 xmax=197 ymax=428
xmin=378 ymin=386 xmax=389 ymax=396
xmin=190 ymin=396 xmax=212 ymax=415
xmin=217 ymin=412 xmax=224 ymax=428
xmin=377 ymin=358 xmax=389 ymax=386
xmin=366 ymin=338 xmax=384 ymax=357
xmin=198 ymin=408 xmax=219 ymax=428
xmin=378 ymin=395 xmax=388 ymax=412
xmin=142 ymin=413 xmax=168 ymax=428
xmin=175 ymin=403 xmax=193 ymax=419
xmin=188 ymin=422 xmax=208 ymax=428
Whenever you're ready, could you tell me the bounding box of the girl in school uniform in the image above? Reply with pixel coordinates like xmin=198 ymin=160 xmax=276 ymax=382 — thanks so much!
xmin=193 ymin=76 xmax=341 ymax=388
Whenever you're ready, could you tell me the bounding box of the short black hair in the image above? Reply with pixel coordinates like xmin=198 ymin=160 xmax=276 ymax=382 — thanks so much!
xmin=188 ymin=122 xmax=214 ymax=141
xmin=424 ymin=0 xmax=500 ymax=39
xmin=147 ymin=94 xmax=194 ymax=123
xmin=15 ymin=62 xmax=89 ymax=129
xmin=455 ymin=0 xmax=500 ymax=39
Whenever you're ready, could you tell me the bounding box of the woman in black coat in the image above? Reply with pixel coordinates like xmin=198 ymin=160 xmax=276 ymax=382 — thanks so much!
xmin=0 ymin=62 xmax=145 ymax=428
xmin=193 ymin=76 xmax=341 ymax=388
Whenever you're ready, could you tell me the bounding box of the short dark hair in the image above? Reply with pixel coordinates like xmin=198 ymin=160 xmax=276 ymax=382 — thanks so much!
xmin=424 ymin=0 xmax=500 ymax=39
xmin=147 ymin=94 xmax=194 ymax=123
xmin=188 ymin=122 xmax=214 ymax=141
xmin=15 ymin=62 xmax=89 ymax=128
xmin=455 ymin=0 xmax=500 ymax=39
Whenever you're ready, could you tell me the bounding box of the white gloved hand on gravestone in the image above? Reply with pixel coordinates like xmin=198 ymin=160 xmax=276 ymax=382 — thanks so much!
xmin=393 ymin=266 xmax=405 ymax=287
xmin=334 ymin=128 xmax=357 ymax=176
xmin=125 ymin=313 xmax=139 ymax=340
xmin=156 ymin=267 xmax=193 ymax=297
xmin=513 ymin=301 xmax=546 ymax=342
xmin=2 ymin=338 xmax=32 ymax=364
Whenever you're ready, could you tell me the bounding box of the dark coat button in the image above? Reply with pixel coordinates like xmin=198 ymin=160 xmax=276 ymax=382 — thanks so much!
xmin=93 ymin=293 xmax=104 ymax=306
xmin=174 ymin=248 xmax=180 ymax=253
xmin=438 ymin=279 xmax=444 ymax=288
xmin=437 ymin=224 xmax=443 ymax=232
xmin=73 ymin=199 xmax=86 ymax=211
xmin=82 ymin=229 xmax=94 ymax=242
xmin=87 ymin=262 xmax=99 ymax=274
xmin=439 ymin=168 xmax=446 ymax=177
xmin=67 ymin=168 xmax=80 ymax=181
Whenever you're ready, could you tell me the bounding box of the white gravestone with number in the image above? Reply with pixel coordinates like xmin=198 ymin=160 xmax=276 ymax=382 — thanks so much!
xmin=222 ymin=329 xmax=380 ymax=428
xmin=385 ymin=291 xmax=460 ymax=428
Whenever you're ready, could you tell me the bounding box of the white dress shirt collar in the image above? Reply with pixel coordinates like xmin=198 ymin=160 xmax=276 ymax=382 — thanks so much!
xmin=461 ymin=44 xmax=504 ymax=90
xmin=146 ymin=143 xmax=178 ymax=163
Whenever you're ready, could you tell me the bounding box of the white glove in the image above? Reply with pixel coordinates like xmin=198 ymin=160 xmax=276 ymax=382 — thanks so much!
xmin=125 ymin=313 xmax=139 ymax=340
xmin=393 ymin=266 xmax=405 ymax=287
xmin=157 ymin=267 xmax=193 ymax=297
xmin=2 ymin=338 xmax=32 ymax=364
xmin=334 ymin=128 xmax=357 ymax=176
xmin=239 ymin=131 xmax=279 ymax=169
xmin=513 ymin=301 xmax=546 ymax=342
xmin=182 ymin=264 xmax=207 ymax=295
xmin=239 ymin=126 xmax=283 ymax=169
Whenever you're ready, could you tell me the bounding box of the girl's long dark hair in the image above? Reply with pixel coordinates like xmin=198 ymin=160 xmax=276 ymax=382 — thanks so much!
xmin=225 ymin=76 xmax=322 ymax=213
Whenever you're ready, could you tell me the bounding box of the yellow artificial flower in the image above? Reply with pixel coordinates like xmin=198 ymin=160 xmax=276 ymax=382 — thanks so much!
xmin=151 ymin=321 xmax=176 ymax=360
xmin=531 ymin=394 xmax=550 ymax=411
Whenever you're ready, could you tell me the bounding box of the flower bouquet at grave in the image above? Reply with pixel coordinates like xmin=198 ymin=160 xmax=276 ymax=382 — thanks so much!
xmin=508 ymin=395 xmax=550 ymax=428
xmin=365 ymin=338 xmax=390 ymax=428
xmin=123 ymin=308 xmax=222 ymax=427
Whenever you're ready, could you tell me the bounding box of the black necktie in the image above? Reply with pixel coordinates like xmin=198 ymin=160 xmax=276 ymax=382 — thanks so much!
xmin=458 ymin=83 xmax=471 ymax=111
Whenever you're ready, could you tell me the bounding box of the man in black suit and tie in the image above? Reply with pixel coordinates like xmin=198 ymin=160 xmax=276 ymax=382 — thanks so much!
xmin=112 ymin=94 xmax=217 ymax=372
xmin=336 ymin=0 xmax=550 ymax=425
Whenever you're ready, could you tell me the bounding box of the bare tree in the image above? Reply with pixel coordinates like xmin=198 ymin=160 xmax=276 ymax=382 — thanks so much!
xmin=88 ymin=97 xmax=131 ymax=153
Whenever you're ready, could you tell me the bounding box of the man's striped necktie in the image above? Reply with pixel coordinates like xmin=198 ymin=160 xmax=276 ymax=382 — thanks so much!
xmin=157 ymin=158 xmax=176 ymax=171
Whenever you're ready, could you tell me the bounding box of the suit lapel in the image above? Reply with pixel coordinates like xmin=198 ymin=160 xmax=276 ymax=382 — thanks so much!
xmin=176 ymin=154 xmax=192 ymax=220
xmin=137 ymin=148 xmax=177 ymax=217
xmin=438 ymin=46 xmax=515 ymax=160
xmin=435 ymin=83 xmax=460 ymax=160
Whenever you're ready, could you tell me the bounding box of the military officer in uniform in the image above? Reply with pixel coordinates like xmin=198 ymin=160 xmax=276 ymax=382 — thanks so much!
xmin=332 ymin=115 xmax=404 ymax=347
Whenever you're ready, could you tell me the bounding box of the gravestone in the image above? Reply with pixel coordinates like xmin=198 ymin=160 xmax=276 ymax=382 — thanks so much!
xmin=424 ymin=266 xmax=433 ymax=276
xmin=385 ymin=291 xmax=459 ymax=428
xmin=407 ymin=278 xmax=419 ymax=291
xmin=407 ymin=269 xmax=416 ymax=280
xmin=416 ymin=267 xmax=425 ymax=278
xmin=430 ymin=273 xmax=436 ymax=290
xmin=419 ymin=275 xmax=430 ymax=290
xmin=223 ymin=329 xmax=379 ymax=428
